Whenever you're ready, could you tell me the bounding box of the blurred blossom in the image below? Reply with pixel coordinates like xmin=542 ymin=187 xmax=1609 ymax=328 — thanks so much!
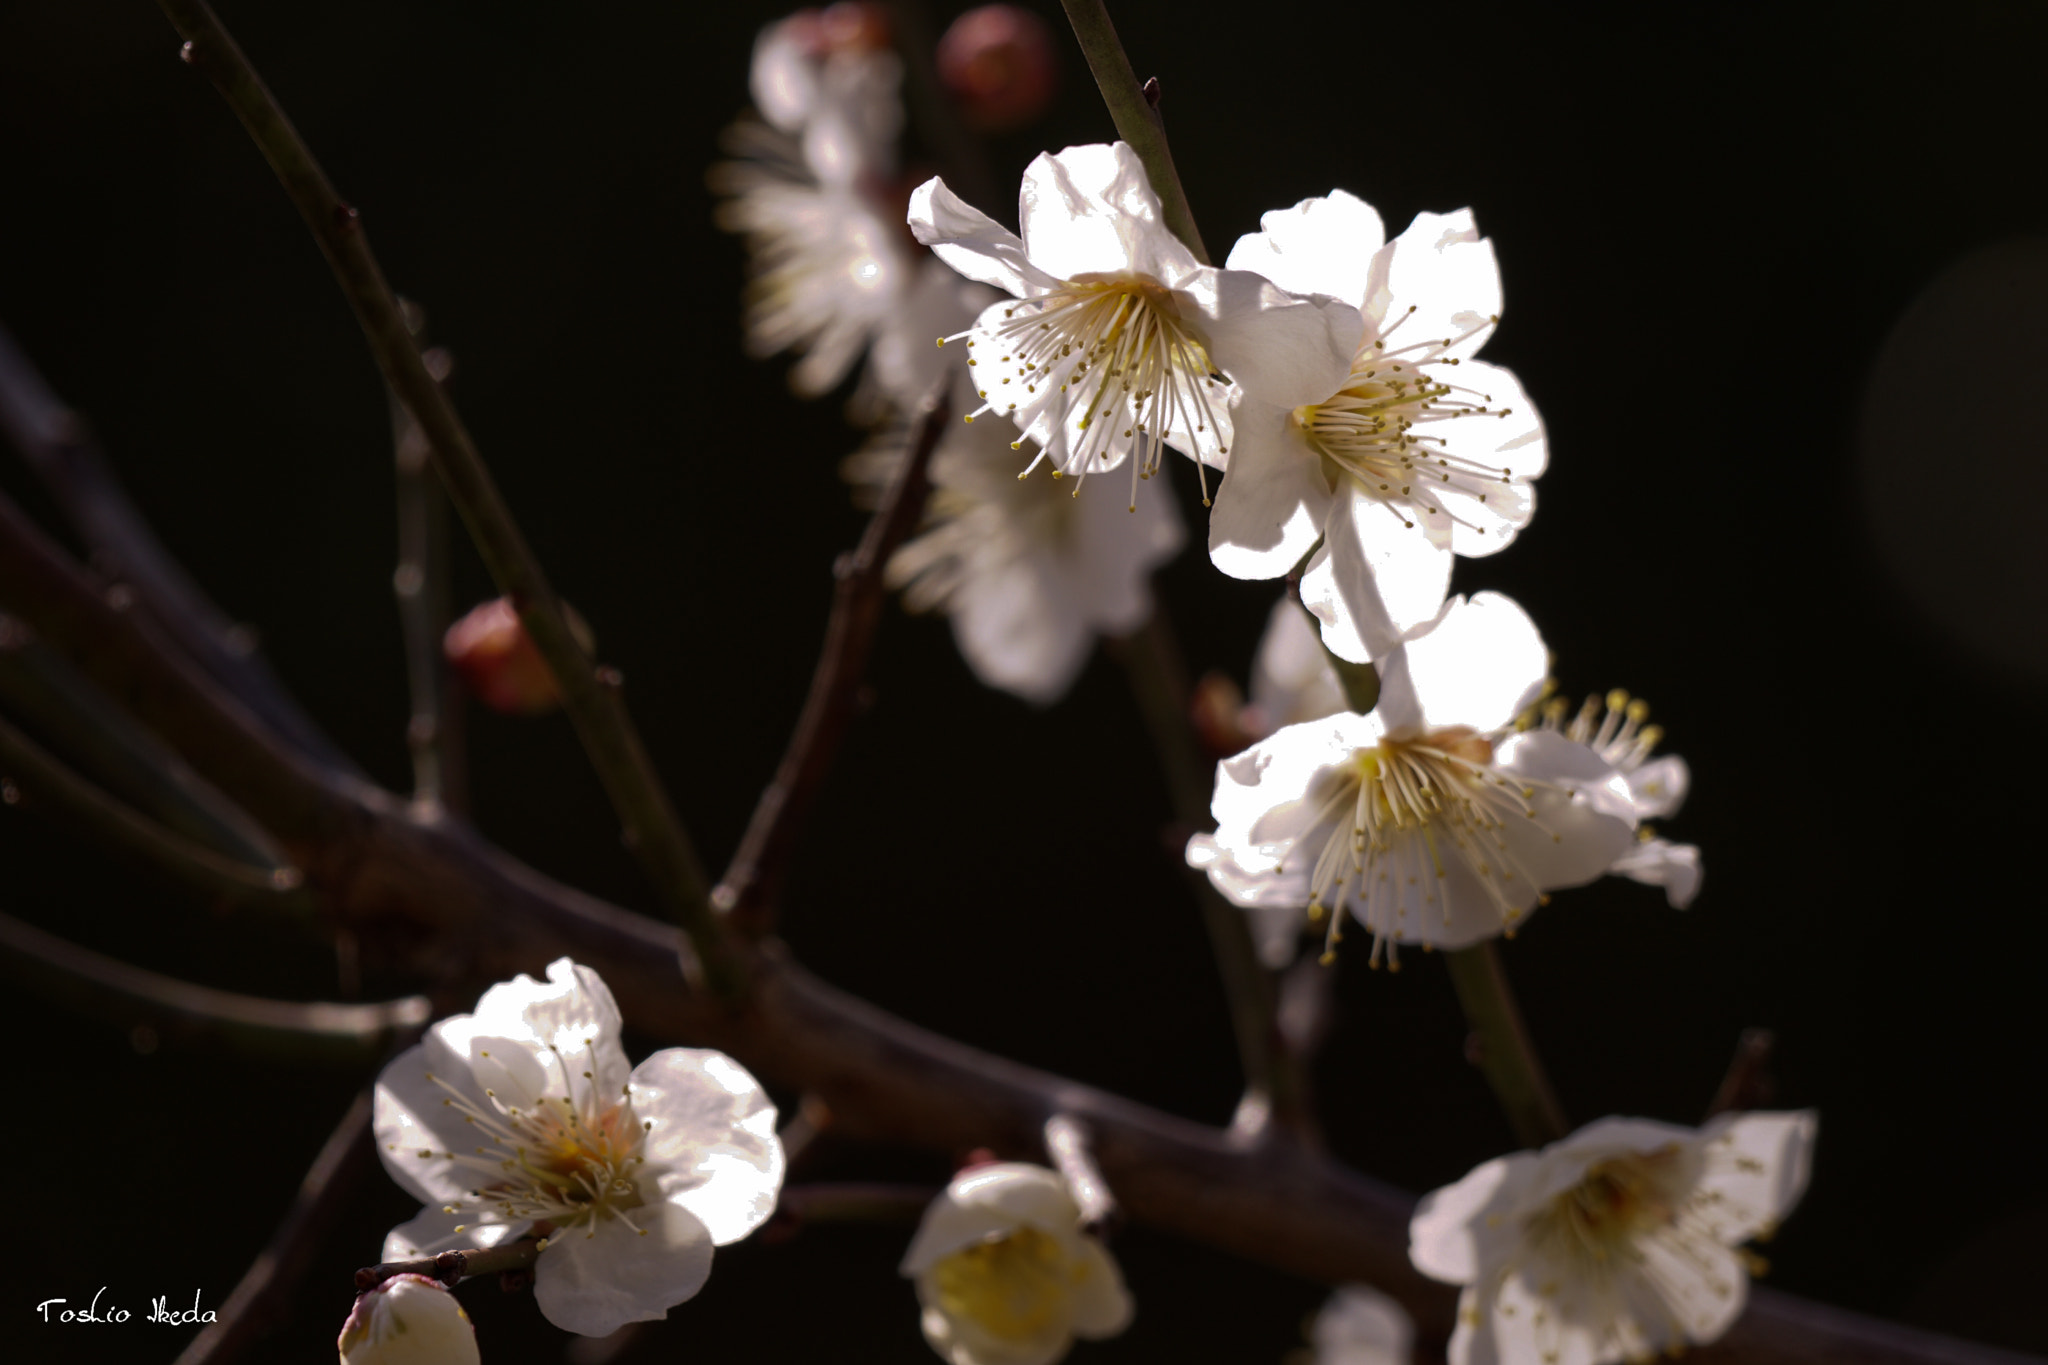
xmin=1527 ymin=689 xmax=1701 ymax=908
xmin=847 ymin=405 xmax=1183 ymax=705
xmin=1245 ymin=596 xmax=1347 ymax=738
xmin=750 ymin=4 xmax=901 ymax=188
xmin=1216 ymin=191 xmax=1544 ymax=663
xmin=1305 ymin=1285 xmax=1413 ymax=1365
xmin=1411 ymin=1112 xmax=1818 ymax=1365
xmin=938 ymin=6 xmax=1058 ymax=132
xmin=445 ymin=597 xmax=566 ymax=716
xmin=1188 ymin=594 xmax=1635 ymax=966
xmin=372 ymin=960 xmax=784 ymax=1337
xmin=901 ymin=1162 xmax=1133 ymax=1365
xmin=909 ymin=142 xmax=1360 ymax=510
xmin=337 ymin=1274 xmax=480 ymax=1365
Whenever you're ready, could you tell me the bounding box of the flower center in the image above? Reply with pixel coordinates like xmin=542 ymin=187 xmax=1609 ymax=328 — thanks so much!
xmin=931 ymin=1225 xmax=1085 ymax=1342
xmin=416 ymin=1043 xmax=655 ymax=1242
xmin=1528 ymin=1147 xmax=1684 ymax=1269
xmin=1293 ymin=307 xmax=1518 ymax=536
xmin=950 ymin=273 xmax=1228 ymax=509
xmin=1296 ymin=727 xmax=1557 ymax=966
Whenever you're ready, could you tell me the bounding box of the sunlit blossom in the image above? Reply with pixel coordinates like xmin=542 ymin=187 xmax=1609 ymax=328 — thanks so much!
xmin=1215 ymin=191 xmax=1544 ymax=662
xmin=1189 ymin=594 xmax=1636 ymax=965
xmin=1528 ymin=688 xmax=1701 ymax=908
xmin=1411 ymin=1111 xmax=1817 ymax=1365
xmin=909 ymin=142 xmax=1359 ymax=509
xmin=901 ymin=1162 xmax=1133 ymax=1365
xmin=372 ymin=959 xmax=784 ymax=1337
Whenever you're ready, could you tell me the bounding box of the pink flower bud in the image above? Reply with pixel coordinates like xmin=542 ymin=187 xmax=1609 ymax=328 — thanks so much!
xmin=444 ymin=597 xmax=562 ymax=716
xmin=937 ymin=5 xmax=1058 ymax=132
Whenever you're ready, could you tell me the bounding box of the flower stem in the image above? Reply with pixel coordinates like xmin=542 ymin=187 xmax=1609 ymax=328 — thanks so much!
xmin=389 ymin=317 xmax=464 ymax=816
xmin=1056 ymin=0 xmax=1211 ymax=264
xmin=1444 ymin=941 xmax=1568 ymax=1147
xmin=155 ymin=0 xmax=740 ymax=998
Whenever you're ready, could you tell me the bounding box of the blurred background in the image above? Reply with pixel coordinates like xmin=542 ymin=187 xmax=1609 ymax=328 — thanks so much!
xmin=3 ymin=1 xmax=2045 ymax=1360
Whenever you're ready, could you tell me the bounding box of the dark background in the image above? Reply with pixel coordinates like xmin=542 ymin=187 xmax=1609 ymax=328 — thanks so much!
xmin=3 ymin=1 xmax=2045 ymax=1361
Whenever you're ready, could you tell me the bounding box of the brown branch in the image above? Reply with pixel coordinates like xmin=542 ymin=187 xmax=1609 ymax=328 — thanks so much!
xmin=0 ymin=321 xmax=356 ymax=775
xmin=0 ymin=908 xmax=429 ymax=1059
xmin=355 ymin=1238 xmax=542 ymax=1291
xmin=711 ymin=386 xmax=946 ymax=934
xmin=175 ymin=1091 xmax=378 ymax=1365
xmin=389 ymin=334 xmax=464 ymax=815
xmin=2 ymin=387 xmax=2032 ymax=1365
xmin=154 ymin=0 xmax=736 ymax=995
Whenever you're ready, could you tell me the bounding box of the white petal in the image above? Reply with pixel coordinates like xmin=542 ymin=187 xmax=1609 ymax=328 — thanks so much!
xmin=469 ymin=1035 xmax=552 ymax=1112
xmin=1067 ymin=1236 xmax=1134 ymax=1338
xmin=1373 ymin=209 xmax=1502 ymax=360
xmin=1492 ymin=731 xmax=1641 ymax=891
xmin=373 ymin=1035 xmax=492 ymax=1204
xmin=634 ymin=1048 xmax=784 ymax=1246
xmin=1184 ymin=268 xmax=1364 ymax=409
xmin=1376 ymin=592 xmax=1546 ymax=733
xmin=1693 ymin=1110 xmax=1819 ymax=1241
xmin=1610 ymin=838 xmax=1703 ymax=908
xmin=1016 ymin=142 xmax=1196 ymax=283
xmin=339 ymin=1274 xmax=482 ymax=1365
xmin=1210 ymin=712 xmax=1386 ymax=847
xmin=1066 ymin=463 xmax=1184 ymax=634
xmin=915 ymin=1293 xmax=1069 ymax=1365
xmin=1625 ymin=755 xmax=1690 ymax=820
xmin=910 ymin=177 xmax=1059 ymax=298
xmin=533 ymin=1199 xmax=715 ymax=1338
xmin=1301 ymin=486 xmax=1455 ymax=664
xmin=1409 ymin=1150 xmax=1540 ymax=1285
xmin=1631 ymin=1232 xmax=1749 ymax=1346
xmin=901 ymin=1164 xmax=1079 ymax=1272
xmin=1349 ymin=825 xmax=1538 ymax=950
xmin=1419 ymin=357 xmax=1545 ymax=558
xmin=381 ymin=1205 xmax=527 ymax=1263
xmin=748 ymin=26 xmax=814 ymax=132
xmin=1225 ymin=190 xmax=1387 ymax=309
xmin=1310 ymin=1284 xmax=1414 ymax=1365
xmin=1207 ymin=407 xmax=1330 ymax=581
xmin=950 ymin=550 xmax=1093 ymax=705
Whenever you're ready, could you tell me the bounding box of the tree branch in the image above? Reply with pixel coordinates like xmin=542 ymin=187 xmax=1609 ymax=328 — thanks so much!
xmin=712 ymin=385 xmax=946 ymax=935
xmin=1444 ymin=941 xmax=1568 ymax=1148
xmin=174 ymin=1091 xmax=378 ymax=1365
xmin=0 ymin=908 xmax=428 ymax=1059
xmin=0 ymin=320 xmax=357 ymax=775
xmin=389 ymin=334 xmax=463 ymax=815
xmin=155 ymin=0 xmax=737 ymax=996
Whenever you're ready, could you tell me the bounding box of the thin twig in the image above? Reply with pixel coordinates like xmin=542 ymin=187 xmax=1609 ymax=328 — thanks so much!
xmin=1056 ymin=0 xmax=1208 ymax=263
xmin=0 ymin=908 xmax=429 ymax=1058
xmin=0 ymin=321 xmax=357 ymax=774
xmin=0 ymin=613 xmax=293 ymax=875
xmin=1108 ymin=613 xmax=1308 ymax=1142
xmin=355 ymin=1238 xmax=542 ymax=1291
xmin=1043 ymin=1114 xmax=1119 ymax=1236
xmin=712 ymin=385 xmax=947 ymax=935
xmin=1707 ymin=1027 xmax=1777 ymax=1119
xmin=174 ymin=1091 xmax=379 ymax=1365
xmin=1444 ymin=941 xmax=1568 ymax=1148
xmin=390 ymin=332 xmax=464 ymax=815
xmin=156 ymin=0 xmax=737 ymax=996
xmin=0 ymin=708 xmax=301 ymax=908
xmin=1284 ymin=554 xmax=1379 ymax=714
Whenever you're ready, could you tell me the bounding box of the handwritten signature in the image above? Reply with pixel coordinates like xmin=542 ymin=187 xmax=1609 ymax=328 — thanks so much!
xmin=35 ymin=1289 xmax=217 ymax=1325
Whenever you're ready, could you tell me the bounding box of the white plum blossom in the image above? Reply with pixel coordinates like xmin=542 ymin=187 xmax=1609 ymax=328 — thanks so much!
xmin=846 ymin=393 xmax=1184 ymax=705
xmin=908 ymin=142 xmax=1361 ymax=508
xmin=1411 ymin=1111 xmax=1818 ymax=1365
xmin=337 ymin=1274 xmax=481 ymax=1365
xmin=1189 ymin=594 xmax=1636 ymax=966
xmin=712 ymin=119 xmax=913 ymax=399
xmin=749 ymin=4 xmax=902 ymax=188
xmin=1244 ymin=596 xmax=1347 ymax=739
xmin=901 ymin=1162 xmax=1133 ymax=1365
xmin=372 ymin=959 xmax=784 ymax=1338
xmin=1308 ymin=1285 xmax=1414 ymax=1365
xmin=1530 ymin=689 xmax=1702 ymax=909
xmin=1215 ymin=191 xmax=1546 ymax=662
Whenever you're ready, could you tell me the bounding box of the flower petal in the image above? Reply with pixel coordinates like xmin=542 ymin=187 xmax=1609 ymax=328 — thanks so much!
xmin=635 ymin=1048 xmax=784 ymax=1246
xmin=1375 ymin=592 xmax=1546 ymax=733
xmin=1410 ymin=1150 xmax=1540 ymax=1285
xmin=901 ymin=1164 xmax=1079 ymax=1272
xmin=1310 ymin=1284 xmax=1414 ymax=1365
xmin=533 ymin=1199 xmax=715 ymax=1337
xmin=1693 ymin=1110 xmax=1819 ymax=1241
xmin=1225 ymin=189 xmax=1387 ymax=309
xmin=373 ymin=1035 xmax=491 ymax=1204
xmin=910 ymin=177 xmax=1060 ymax=298
xmin=1067 ymin=1236 xmax=1135 ymax=1338
xmin=1184 ymin=267 xmax=1364 ymax=409
xmin=1492 ymin=731 xmax=1640 ymax=892
xmin=1610 ymin=838 xmax=1703 ymax=908
xmin=1207 ymin=407 xmax=1330 ymax=580
xmin=1300 ymin=487 xmax=1455 ymax=664
xmin=1017 ymin=142 xmax=1196 ymax=283
xmin=1625 ymin=755 xmax=1690 ymax=820
xmin=381 ymin=1205 xmax=527 ymax=1263
xmin=1371 ymin=209 xmax=1502 ymax=360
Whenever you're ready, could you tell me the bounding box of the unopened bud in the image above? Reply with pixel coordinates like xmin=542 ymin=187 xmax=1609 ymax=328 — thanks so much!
xmin=444 ymin=597 xmax=592 ymax=716
xmin=786 ymin=2 xmax=892 ymax=57
xmin=1189 ymin=671 xmax=1256 ymax=758
xmin=937 ymin=6 xmax=1057 ymax=132
xmin=338 ymin=1274 xmax=480 ymax=1365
